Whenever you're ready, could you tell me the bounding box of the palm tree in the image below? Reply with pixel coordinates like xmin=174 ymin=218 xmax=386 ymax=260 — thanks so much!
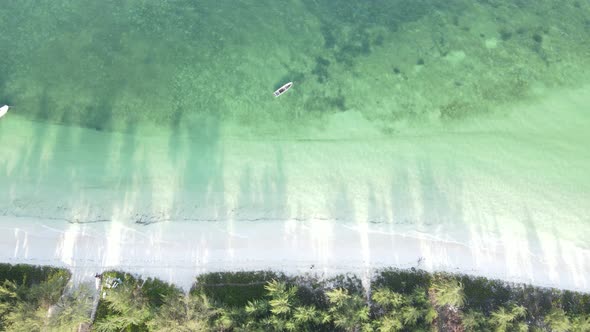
xmin=1 ymin=272 xmax=73 ymax=332
xmin=402 ymin=306 xmax=421 ymax=326
xmin=28 ymin=271 xmax=69 ymax=309
xmin=372 ymin=286 xmax=435 ymax=331
xmin=516 ymin=321 xmax=529 ymax=332
xmin=265 ymin=280 xmax=297 ymax=316
xmin=424 ymin=306 xmax=438 ymax=325
xmin=212 ymin=307 xmax=236 ymax=331
xmin=93 ymin=282 xmax=152 ymax=332
xmin=265 ymin=315 xmax=289 ymax=331
xmin=241 ymin=280 xmax=326 ymax=331
xmin=48 ymin=285 xmax=93 ymax=331
xmin=4 ymin=302 xmax=47 ymax=332
xmin=484 ymin=304 xmax=528 ymax=332
xmin=147 ymin=292 xmax=219 ymax=332
xmin=0 ymin=280 xmax=18 ymax=329
xmin=293 ymin=305 xmax=320 ymax=325
xmin=372 ymin=288 xmax=405 ymax=311
xmin=326 ymin=288 xmax=350 ymax=308
xmin=269 ymin=296 xmax=292 ymax=316
xmin=376 ymin=315 xmax=403 ymax=332
xmin=326 ymin=288 xmax=370 ymax=332
xmin=510 ymin=304 xmax=527 ymax=320
xmin=430 ymin=277 xmax=465 ymax=309
xmin=461 ymin=310 xmax=486 ymax=331
xmin=245 ymin=299 xmax=270 ymax=317
xmin=410 ymin=287 xmax=429 ymax=306
xmin=544 ymin=308 xmax=571 ymax=332
xmin=572 ymin=315 xmax=590 ymax=332
xmin=93 ymin=316 xmax=128 ymax=332
xmin=490 ymin=307 xmax=516 ymax=332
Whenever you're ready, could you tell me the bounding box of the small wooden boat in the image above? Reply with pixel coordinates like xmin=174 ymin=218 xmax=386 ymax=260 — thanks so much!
xmin=0 ymin=105 xmax=9 ymax=119
xmin=274 ymin=82 xmax=293 ymax=97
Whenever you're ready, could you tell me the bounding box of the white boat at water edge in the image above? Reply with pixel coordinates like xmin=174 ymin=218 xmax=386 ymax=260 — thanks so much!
xmin=0 ymin=105 xmax=10 ymax=119
xmin=274 ymin=82 xmax=293 ymax=97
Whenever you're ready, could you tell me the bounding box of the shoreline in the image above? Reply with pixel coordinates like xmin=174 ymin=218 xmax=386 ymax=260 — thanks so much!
xmin=2 ymin=216 xmax=588 ymax=292
xmin=1 ymin=86 xmax=589 ymax=293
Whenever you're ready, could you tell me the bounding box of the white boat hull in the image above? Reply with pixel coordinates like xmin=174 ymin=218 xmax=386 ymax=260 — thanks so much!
xmin=0 ymin=105 xmax=9 ymax=119
xmin=274 ymin=82 xmax=293 ymax=97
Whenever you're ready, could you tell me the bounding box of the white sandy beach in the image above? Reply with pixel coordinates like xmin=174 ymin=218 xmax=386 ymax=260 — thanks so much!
xmin=1 ymin=217 xmax=589 ymax=291
xmin=0 ymin=86 xmax=589 ymax=291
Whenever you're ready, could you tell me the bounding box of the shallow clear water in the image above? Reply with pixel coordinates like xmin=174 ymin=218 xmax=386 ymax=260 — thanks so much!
xmin=1 ymin=0 xmax=589 ymax=249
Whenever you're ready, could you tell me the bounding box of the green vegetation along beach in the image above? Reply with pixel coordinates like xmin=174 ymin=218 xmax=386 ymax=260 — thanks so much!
xmin=2 ymin=265 xmax=590 ymax=331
